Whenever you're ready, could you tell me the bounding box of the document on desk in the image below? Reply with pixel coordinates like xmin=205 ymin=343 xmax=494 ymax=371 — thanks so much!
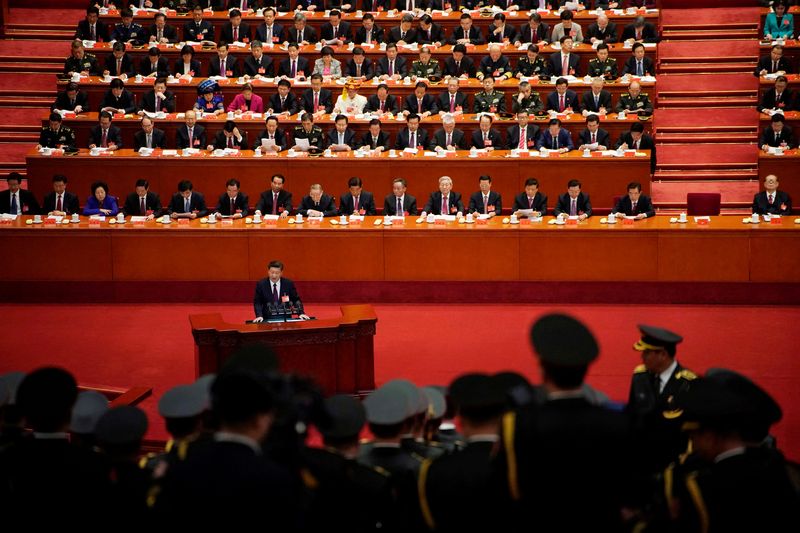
xmin=295 ymin=138 xmax=310 ymax=150
xmin=261 ymin=138 xmax=276 ymax=149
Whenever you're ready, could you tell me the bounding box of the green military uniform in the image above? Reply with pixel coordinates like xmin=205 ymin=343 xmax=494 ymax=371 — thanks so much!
xmin=293 ymin=125 xmax=324 ymax=149
xmin=511 ymin=92 xmax=544 ymax=114
xmin=587 ymin=58 xmax=619 ymax=80
xmin=38 ymin=126 xmax=76 ymax=150
xmin=616 ymin=91 xmax=653 ymax=115
xmin=63 ymin=53 xmax=99 ymax=77
xmin=473 ymin=90 xmax=506 ymax=114
xmin=410 ymin=60 xmax=442 ymax=79
xmin=514 ymin=56 xmax=548 ymax=78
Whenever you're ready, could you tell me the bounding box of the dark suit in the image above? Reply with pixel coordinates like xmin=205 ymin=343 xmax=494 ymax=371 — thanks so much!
xmin=88 ymin=125 xmax=123 ymax=148
xmin=383 ymin=194 xmax=417 ymax=216
xmin=138 ymin=56 xmax=171 ymax=78
xmin=339 ymin=191 xmax=377 ymax=216
xmin=147 ymin=24 xmax=179 ymax=43
xmin=447 ymin=26 xmax=484 ymax=45
xmin=431 ymin=128 xmax=467 ymax=150
xmin=536 ymin=128 xmax=574 ymax=151
xmin=752 ymin=190 xmax=792 ymax=215
xmin=468 ymin=191 xmax=502 ymax=215
xmin=548 ymin=52 xmax=581 ymax=77
xmin=365 ymin=94 xmax=401 ymax=114
xmin=375 ymin=56 xmax=407 ymax=77
xmin=255 ymin=128 xmax=289 ymax=151
xmin=554 ymin=192 xmax=592 ymax=217
xmin=504 ymin=124 xmax=538 ymax=150
xmin=0 ymin=189 xmax=40 ymax=215
xmin=215 ymin=192 xmax=249 ymax=216
xmin=754 ymin=54 xmax=792 ymax=76
xmin=168 ymin=191 xmax=208 ymax=217
xmin=102 ymin=54 xmax=136 ymax=77
xmin=577 ymin=127 xmax=610 ymax=149
xmin=386 ymin=27 xmax=418 ymax=45
xmin=417 ymin=23 xmax=445 ymax=45
xmin=320 ymin=21 xmax=352 ymax=42
xmin=133 ymin=128 xmax=167 ymax=150
xmin=175 ymin=124 xmax=207 ymax=149
xmin=621 ymin=22 xmax=658 ymax=43
xmin=437 ymin=91 xmax=469 ymax=114
xmin=361 ymin=0 xmax=390 ymax=12
xmin=403 ymin=94 xmax=438 ymax=115
xmin=220 ymin=22 xmax=252 ymax=44
xmin=183 ymin=20 xmax=215 ymax=42
xmin=51 ymin=91 xmax=89 ymax=112
xmin=470 ymin=129 xmax=505 ymax=149
xmin=585 ymin=22 xmax=618 ymax=43
xmin=759 ymin=87 xmax=795 ymax=111
xmin=581 ymin=90 xmax=612 ymax=113
xmin=99 ymin=89 xmax=137 ymax=114
xmin=298 ymin=194 xmax=338 ymax=217
xmin=138 ymin=89 xmax=176 ymax=113
xmin=256 ymin=23 xmax=285 ymax=44
xmin=517 ymin=22 xmax=550 ymax=44
xmin=42 ymin=191 xmax=80 ymax=215
xmin=422 ymin=191 xmax=464 ymax=215
xmin=615 ymin=131 xmax=657 ymax=173
xmin=354 ymin=25 xmax=385 ymax=45
xmin=123 ymin=191 xmax=163 ymax=217
xmin=255 ymin=189 xmax=293 ymax=215
xmin=612 ymin=194 xmax=655 ymax=218
xmin=622 ymin=56 xmax=655 ymax=76
xmin=244 ymin=54 xmax=273 ymax=77
xmin=443 ymin=56 xmax=476 ymax=78
xmin=287 ymin=26 xmax=318 ymax=44
xmin=546 ymin=90 xmax=579 ymax=112
xmin=173 ymin=58 xmax=202 ymax=77
xmin=268 ymin=92 xmax=299 ymax=115
xmin=344 ymin=58 xmax=375 ymax=80
xmin=278 ymin=57 xmax=311 ymax=78
xmin=395 ymin=127 xmax=429 ymax=150
xmin=254 ymin=277 xmax=301 ymax=318
xmin=75 ymin=20 xmax=110 ymax=41
xmin=326 ymin=128 xmax=357 ymax=149
xmin=359 ymin=130 xmax=391 ymax=150
xmin=512 ymin=192 xmax=548 ymax=216
xmin=208 ymin=56 xmax=242 ymax=78
xmin=213 ymin=130 xmax=249 ymax=150
xmin=759 ymin=125 xmax=794 ymax=148
xmin=301 ymin=88 xmax=334 ymax=114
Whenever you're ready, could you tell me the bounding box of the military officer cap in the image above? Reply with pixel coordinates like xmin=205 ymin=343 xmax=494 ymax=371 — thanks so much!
xmin=633 ymin=324 xmax=683 ymax=352
xmin=705 ymin=368 xmax=782 ymax=441
xmin=677 ymin=376 xmax=757 ymax=433
xmin=158 ymin=383 xmax=208 ymax=419
xmin=320 ymin=394 xmax=366 ymax=440
xmin=448 ymin=373 xmax=507 ymax=419
xmin=194 ymin=373 xmax=216 ymax=399
xmin=384 ymin=378 xmax=428 ymax=416
xmin=530 ymin=313 xmax=599 ymax=366
xmin=70 ymin=390 xmax=109 ymax=434
xmin=95 ymin=405 xmax=149 ymax=445
xmin=0 ymin=371 xmax=26 ymax=405
xmin=422 ymin=386 xmax=446 ymax=419
xmin=364 ymin=382 xmax=416 ymax=425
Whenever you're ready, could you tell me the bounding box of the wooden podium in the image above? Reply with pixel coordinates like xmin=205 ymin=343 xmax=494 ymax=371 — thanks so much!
xmin=189 ymin=305 xmax=377 ymax=395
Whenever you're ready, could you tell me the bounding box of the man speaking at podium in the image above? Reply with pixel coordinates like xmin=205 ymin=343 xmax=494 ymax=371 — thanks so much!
xmin=253 ymin=260 xmax=310 ymax=322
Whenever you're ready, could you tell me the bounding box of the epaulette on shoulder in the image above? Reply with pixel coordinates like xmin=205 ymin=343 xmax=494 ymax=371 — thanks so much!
xmin=675 ymin=369 xmax=697 ymax=380
xmin=634 ymin=364 xmax=647 ymax=374
xmin=530 ymin=91 xmax=540 ymax=96
xmin=641 ymin=92 xmax=649 ymax=97
xmin=371 ymin=464 xmax=391 ymax=477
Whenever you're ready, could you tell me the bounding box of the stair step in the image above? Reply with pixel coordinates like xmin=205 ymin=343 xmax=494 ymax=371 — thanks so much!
xmin=661 ymin=30 xmax=759 ymax=40
xmin=655 ymin=170 xmax=759 ymax=180
xmin=658 ymin=63 xmax=756 ymax=74
xmin=4 ymin=29 xmax=75 ymax=40
xmin=0 ymin=124 xmax=40 ymax=132
xmin=661 ymin=23 xmax=759 ymax=31
xmin=0 ymin=63 xmax=63 ymax=74
xmin=0 ymin=134 xmax=38 ymax=142
xmin=0 ymin=96 xmax=55 ymax=107
xmin=657 ymin=133 xmax=757 ymax=143
xmin=658 ymin=97 xmax=758 ymax=107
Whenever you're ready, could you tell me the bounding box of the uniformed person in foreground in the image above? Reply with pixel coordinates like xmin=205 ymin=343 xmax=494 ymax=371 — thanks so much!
xmin=419 ymin=373 xmax=508 ymax=532
xmin=302 ymin=394 xmax=394 ymax=532
xmin=410 ymin=46 xmax=443 ymax=79
xmin=663 ymin=370 xmax=800 ymax=532
xmin=292 ymin=112 xmax=325 ymax=152
xmin=588 ymin=43 xmax=619 ymax=80
xmin=493 ymin=313 xmax=635 ymax=532
xmin=616 ymin=80 xmax=653 ymax=116
xmin=69 ymin=390 xmax=109 ymax=450
xmin=473 ymin=76 xmax=506 ymax=114
xmin=38 ymin=112 xmax=76 ymax=152
xmin=422 ymin=386 xmax=462 ymax=453
xmin=628 ymin=324 xmax=696 ymax=474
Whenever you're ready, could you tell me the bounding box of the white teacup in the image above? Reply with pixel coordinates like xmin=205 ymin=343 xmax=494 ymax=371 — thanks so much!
xmin=71 ymin=213 xmax=80 ymax=222
xmin=33 ymin=215 xmax=42 ymax=223
xmin=751 ymin=213 xmax=759 ymax=223
xmin=117 ymin=213 xmax=125 ymax=222
xmin=426 ymin=214 xmax=435 ymax=223
xmin=678 ymin=213 xmax=687 ymax=222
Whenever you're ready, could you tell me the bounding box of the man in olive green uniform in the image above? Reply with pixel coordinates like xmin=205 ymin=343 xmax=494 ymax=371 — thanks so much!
xmin=511 ymin=81 xmax=544 ymax=114
xmin=410 ymin=47 xmax=442 ymax=79
xmin=63 ymin=40 xmax=99 ymax=77
xmin=292 ymin=113 xmax=325 ymax=151
xmin=515 ymin=45 xmax=548 ymax=78
xmin=38 ymin=113 xmax=76 ymax=151
xmin=587 ymin=43 xmax=619 ymax=80
xmin=473 ymin=77 xmax=506 ymax=114
xmin=616 ymin=81 xmax=653 ymax=115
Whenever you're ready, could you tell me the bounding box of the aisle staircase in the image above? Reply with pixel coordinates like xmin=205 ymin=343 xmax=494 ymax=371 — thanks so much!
xmin=653 ymin=8 xmax=761 ymax=213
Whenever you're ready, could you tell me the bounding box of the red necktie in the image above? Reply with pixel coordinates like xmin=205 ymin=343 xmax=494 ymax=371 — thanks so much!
xmin=483 ymin=195 xmax=488 ymax=214
xmin=272 ymin=283 xmax=279 ymax=303
xmin=441 ymin=196 xmax=447 ymax=214
xmin=380 ymin=100 xmax=385 ymax=111
xmin=562 ymin=55 xmax=568 ymax=75
xmin=314 ymin=92 xmax=319 ymax=111
xmin=140 ymin=197 xmax=146 ymax=215
xmin=272 ymin=192 xmax=278 ymax=214
xmin=591 ymin=132 xmax=596 ymax=144
xmin=101 ymin=129 xmax=108 ymax=147
xmin=418 ymin=100 xmax=422 ymax=113
xmin=769 ymin=194 xmax=775 ymax=205
xmin=354 ymin=196 xmax=359 ymax=213
xmin=233 ymin=26 xmax=239 ymax=42
xmin=528 ymin=197 xmax=533 ymax=209
xmin=518 ymin=127 xmax=526 ymax=149
xmin=559 ymin=95 xmax=565 ymax=112
xmin=636 ymin=29 xmax=642 ymax=40
xmin=56 ymin=195 xmax=63 ymax=212
xmin=228 ymin=136 xmax=234 ymax=148
xmin=117 ymin=59 xmax=121 ymax=75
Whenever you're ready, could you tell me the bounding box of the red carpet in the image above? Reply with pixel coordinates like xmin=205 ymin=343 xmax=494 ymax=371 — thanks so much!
xmin=0 ymin=39 xmax=70 ymax=58
xmin=651 ymin=181 xmax=759 ymax=204
xmin=0 ymin=73 xmax=55 ymax=92
xmin=654 ymin=108 xmax=758 ymax=132
xmin=661 ymin=8 xmax=761 ymax=26
xmin=656 ymin=73 xmax=758 ymax=96
xmin=0 ymin=303 xmax=798 ymax=462
xmin=658 ymin=144 xmax=757 ymax=168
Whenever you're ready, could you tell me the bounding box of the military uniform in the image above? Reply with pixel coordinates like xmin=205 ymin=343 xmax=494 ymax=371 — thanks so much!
xmin=476 ymin=56 xmax=513 ymax=81
xmin=293 ymin=125 xmax=324 ymax=149
xmin=112 ymin=22 xmax=145 ymax=44
xmin=514 ymin=56 xmax=548 ymax=78
xmin=511 ymin=92 xmax=544 ymax=114
xmin=63 ymin=53 xmax=99 ymax=76
xmin=473 ymin=90 xmax=506 ymax=113
xmin=410 ymin=60 xmax=442 ymax=79
xmin=616 ymin=91 xmax=653 ymax=115
xmin=38 ymin=126 xmax=76 ymax=150
xmin=588 ymin=57 xmax=619 ymax=80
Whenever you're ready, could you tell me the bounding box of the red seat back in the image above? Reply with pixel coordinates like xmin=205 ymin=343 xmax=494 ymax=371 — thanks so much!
xmin=686 ymin=193 xmax=721 ymax=216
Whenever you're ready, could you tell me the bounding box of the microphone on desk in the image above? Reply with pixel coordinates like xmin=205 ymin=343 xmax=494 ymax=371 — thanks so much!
xmin=267 ymin=303 xmax=277 ymax=318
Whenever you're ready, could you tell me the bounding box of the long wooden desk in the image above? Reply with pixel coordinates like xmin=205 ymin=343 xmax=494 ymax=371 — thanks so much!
xmin=759 ymin=151 xmax=800 ymax=203
xmin=25 ymin=148 xmax=652 ymax=211
xmin=46 ymin=111 xmax=647 ymax=150
xmin=2 ymin=215 xmax=798 ymax=285
xmin=79 ymin=41 xmax=654 ymax=80
xmin=61 ymin=75 xmax=655 ymax=119
xmin=98 ymin=8 xmax=659 ymax=42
